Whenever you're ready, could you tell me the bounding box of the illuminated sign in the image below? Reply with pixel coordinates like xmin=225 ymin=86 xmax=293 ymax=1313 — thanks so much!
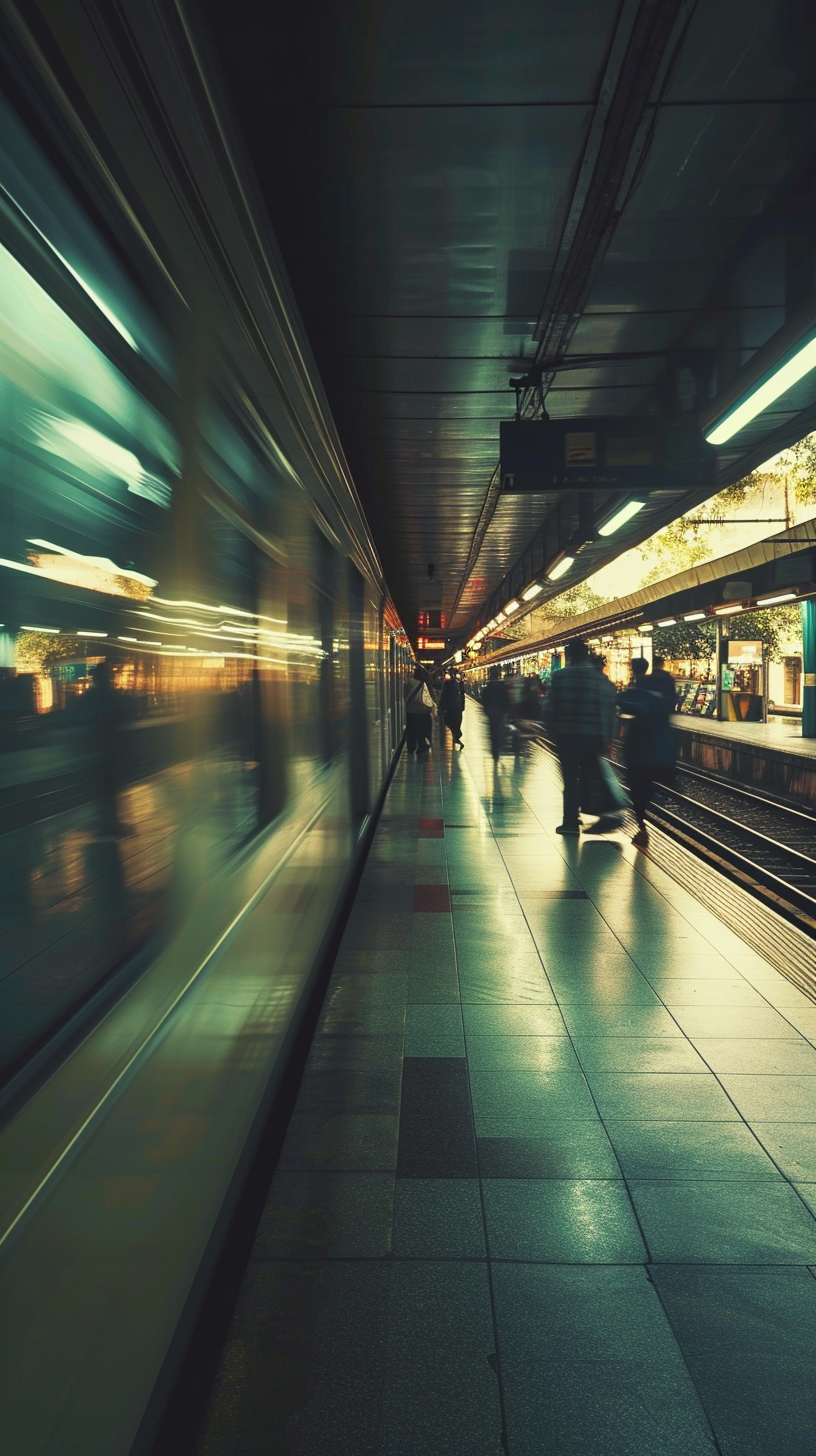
xmin=728 ymin=640 xmax=762 ymax=665
xmin=500 ymin=418 xmax=714 ymax=494
xmin=417 ymin=637 xmax=446 ymax=651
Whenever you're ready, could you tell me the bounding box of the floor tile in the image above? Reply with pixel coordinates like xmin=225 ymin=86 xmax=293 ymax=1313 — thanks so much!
xmin=397 ymin=1058 xmax=477 ymax=1177
xmin=482 ymin=1179 xmax=646 ymax=1262
xmin=195 ymin=1261 xmax=391 ymax=1454
xmin=477 ymin=1123 xmax=622 ymax=1179
xmin=751 ymin=1123 xmax=816 ymax=1180
xmin=463 ymin=1003 xmax=567 ymax=1037
xmin=277 ymin=1112 xmax=400 ymax=1172
xmin=294 ymin=1067 xmax=401 ymax=1117
xmin=465 ymin=1034 xmax=582 ymax=1072
xmin=647 ymin=979 xmax=772 ymax=1008
xmin=469 ymin=1068 xmax=599 ymax=1125
xmin=492 ymin=1265 xmax=715 ymax=1456
xmin=572 ymin=1035 xmax=708 ymax=1073
xmin=550 ymin=976 xmax=662 ymax=1006
xmin=559 ymin=1004 xmax=684 ymax=1038
xmin=652 ymin=1266 xmax=816 ymax=1456
xmin=692 ymin=1038 xmax=816 ymax=1075
xmin=378 ymin=1263 xmax=501 ymax=1454
xmin=605 ymin=1120 xmax=780 ymax=1180
xmin=585 ymin=1072 xmax=740 ymax=1121
xmin=630 ymin=1180 xmax=816 ymax=1263
xmin=392 ymin=1178 xmax=485 ymax=1257
xmin=667 ymin=1005 xmax=804 ymax=1039
xmin=715 ymin=1073 xmax=816 ymax=1122
xmin=252 ymin=1171 xmax=394 ymax=1258
xmin=306 ymin=1034 xmax=404 ymax=1072
xmin=404 ymin=1004 xmax=464 ymax=1057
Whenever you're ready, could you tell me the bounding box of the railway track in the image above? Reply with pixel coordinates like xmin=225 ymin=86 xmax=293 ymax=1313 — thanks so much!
xmin=527 ymin=725 xmax=816 ymax=938
xmin=645 ymin=767 xmax=816 ymax=935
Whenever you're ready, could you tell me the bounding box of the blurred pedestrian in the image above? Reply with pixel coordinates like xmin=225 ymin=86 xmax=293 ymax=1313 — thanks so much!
xmin=481 ymin=666 xmax=510 ymax=762
xmin=404 ymin=665 xmax=435 ymax=756
xmin=439 ymin=671 xmax=465 ymax=749
xmin=546 ymin=639 xmax=618 ymax=835
xmin=649 ymin=656 xmax=677 ymax=714
xmin=617 ymin=657 xmax=666 ymax=846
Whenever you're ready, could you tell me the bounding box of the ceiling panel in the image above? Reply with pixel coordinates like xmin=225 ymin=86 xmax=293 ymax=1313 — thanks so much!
xmin=202 ymin=0 xmax=816 ymax=646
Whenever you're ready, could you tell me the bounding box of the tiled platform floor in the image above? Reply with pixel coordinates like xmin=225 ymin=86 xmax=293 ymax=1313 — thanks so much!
xmin=195 ymin=710 xmax=816 ymax=1456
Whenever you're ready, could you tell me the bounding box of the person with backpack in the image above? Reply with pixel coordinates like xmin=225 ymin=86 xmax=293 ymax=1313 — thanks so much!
xmin=404 ymin=665 xmax=436 ymax=755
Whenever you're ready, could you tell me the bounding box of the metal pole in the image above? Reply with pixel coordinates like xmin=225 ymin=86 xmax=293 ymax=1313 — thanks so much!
xmin=802 ymin=600 xmax=816 ymax=738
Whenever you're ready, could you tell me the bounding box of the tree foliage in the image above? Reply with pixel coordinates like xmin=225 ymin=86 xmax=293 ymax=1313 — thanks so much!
xmin=651 ymin=619 xmax=715 ymax=666
xmin=782 ymin=432 xmax=816 ymax=506
xmin=651 ymin=604 xmax=801 ymax=667
xmin=727 ymin=605 xmax=800 ymax=662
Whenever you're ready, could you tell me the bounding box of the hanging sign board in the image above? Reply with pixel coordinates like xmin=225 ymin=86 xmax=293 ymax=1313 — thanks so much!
xmin=500 ymin=417 xmax=715 ymax=493
xmin=727 ymin=640 xmax=762 ymax=665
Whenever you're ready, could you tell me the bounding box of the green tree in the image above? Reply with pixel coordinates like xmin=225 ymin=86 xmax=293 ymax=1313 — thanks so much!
xmin=651 ymin=619 xmax=715 ymax=666
xmin=725 ymin=605 xmax=800 ymax=663
xmin=782 ymin=431 xmax=816 ymax=508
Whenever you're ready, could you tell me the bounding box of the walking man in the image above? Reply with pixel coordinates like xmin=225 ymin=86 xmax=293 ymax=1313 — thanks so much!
xmin=546 ymin=639 xmax=617 ymax=835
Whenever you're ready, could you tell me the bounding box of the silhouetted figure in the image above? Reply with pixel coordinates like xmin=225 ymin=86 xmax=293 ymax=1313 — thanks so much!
xmin=618 ymin=657 xmax=666 ymax=847
xmin=439 ymin=673 xmax=465 ymax=749
xmin=481 ymin=667 xmax=510 ymax=762
xmin=404 ymin=666 xmax=435 ymax=755
xmin=546 ymin=639 xmax=617 ymax=835
xmin=649 ymin=656 xmax=678 ymax=714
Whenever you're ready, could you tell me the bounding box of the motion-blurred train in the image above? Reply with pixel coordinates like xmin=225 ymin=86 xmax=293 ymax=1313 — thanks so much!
xmin=0 ymin=5 xmax=408 ymax=1452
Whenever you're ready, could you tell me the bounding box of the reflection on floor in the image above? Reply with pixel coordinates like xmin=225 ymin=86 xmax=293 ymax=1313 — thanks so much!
xmin=196 ymin=708 xmax=816 ymax=1456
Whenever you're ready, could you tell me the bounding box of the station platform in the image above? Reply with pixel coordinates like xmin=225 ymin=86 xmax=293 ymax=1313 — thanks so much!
xmin=195 ymin=711 xmax=816 ymax=1456
xmin=673 ymin=714 xmax=816 ymax=809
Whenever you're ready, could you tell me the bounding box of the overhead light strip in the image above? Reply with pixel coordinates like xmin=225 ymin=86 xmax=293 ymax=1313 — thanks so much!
xmin=547 ymin=555 xmax=574 ymax=582
xmin=706 ymin=334 xmax=816 ymax=444
xmin=598 ymin=500 xmax=646 ymax=536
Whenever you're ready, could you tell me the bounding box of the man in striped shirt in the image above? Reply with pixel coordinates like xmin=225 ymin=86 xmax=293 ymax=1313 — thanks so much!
xmin=547 ymin=639 xmax=618 ymax=835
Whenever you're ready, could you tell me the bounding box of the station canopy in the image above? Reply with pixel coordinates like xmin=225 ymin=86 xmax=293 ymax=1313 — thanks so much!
xmin=203 ymin=0 xmax=816 ymax=648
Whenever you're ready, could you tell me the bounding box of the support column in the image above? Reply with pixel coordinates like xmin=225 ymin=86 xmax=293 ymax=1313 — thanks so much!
xmin=802 ymin=600 xmax=816 ymax=738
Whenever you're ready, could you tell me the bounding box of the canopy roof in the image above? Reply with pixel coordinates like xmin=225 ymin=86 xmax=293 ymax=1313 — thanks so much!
xmin=202 ymin=0 xmax=816 ymax=646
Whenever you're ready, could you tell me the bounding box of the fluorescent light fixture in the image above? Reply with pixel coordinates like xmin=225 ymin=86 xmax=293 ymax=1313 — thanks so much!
xmin=640 ymin=624 xmax=654 ymax=632
xmin=77 ymin=630 xmax=108 ymax=637
xmin=706 ymin=335 xmax=816 ymax=444
xmin=756 ymin=592 xmax=797 ymax=606
xmin=598 ymin=499 xmax=646 ymax=536
xmin=547 ymin=555 xmax=575 ymax=582
xmin=495 ymin=611 xmax=506 ymax=622
xmin=713 ymin=604 xmax=744 ymax=615
xmin=21 ymin=624 xmax=59 ymax=633
xmin=683 ymin=611 xmax=706 ymax=622
xmin=522 ymin=582 xmax=543 ymax=601
xmin=504 ymin=599 xmax=519 ymax=613
xmin=656 ymin=618 xmax=677 ymax=627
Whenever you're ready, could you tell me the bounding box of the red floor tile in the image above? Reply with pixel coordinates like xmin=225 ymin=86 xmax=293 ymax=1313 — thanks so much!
xmin=413 ymin=884 xmax=451 ymax=913
xmin=418 ymin=818 xmax=445 ymax=838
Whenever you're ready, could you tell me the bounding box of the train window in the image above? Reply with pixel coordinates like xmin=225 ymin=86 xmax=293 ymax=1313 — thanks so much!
xmin=0 ymin=91 xmax=173 ymax=381
xmin=0 ymin=233 xmax=178 ymax=595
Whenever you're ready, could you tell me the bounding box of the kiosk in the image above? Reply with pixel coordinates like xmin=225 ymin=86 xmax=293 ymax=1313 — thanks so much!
xmin=720 ymin=640 xmax=765 ymax=722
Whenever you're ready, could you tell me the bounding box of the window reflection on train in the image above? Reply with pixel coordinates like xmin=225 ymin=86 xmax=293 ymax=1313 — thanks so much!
xmin=0 ymin=89 xmax=386 ymax=1080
